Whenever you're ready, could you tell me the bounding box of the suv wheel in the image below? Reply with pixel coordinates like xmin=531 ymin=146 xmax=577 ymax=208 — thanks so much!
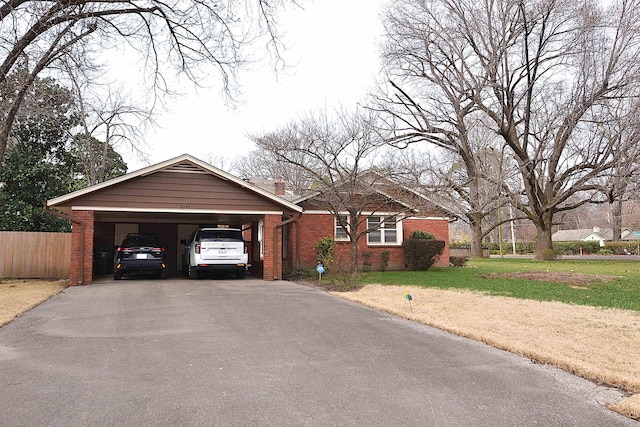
xmin=188 ymin=264 xmax=198 ymax=279
xmin=113 ymin=271 xmax=123 ymax=280
xmin=235 ymin=269 xmax=246 ymax=279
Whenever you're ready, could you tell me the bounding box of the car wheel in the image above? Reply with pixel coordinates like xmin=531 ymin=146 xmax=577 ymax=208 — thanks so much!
xmin=113 ymin=271 xmax=123 ymax=280
xmin=235 ymin=269 xmax=246 ymax=279
xmin=188 ymin=264 xmax=198 ymax=279
xmin=160 ymin=270 xmax=169 ymax=279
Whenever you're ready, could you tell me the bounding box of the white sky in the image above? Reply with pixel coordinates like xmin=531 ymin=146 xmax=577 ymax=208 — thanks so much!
xmin=119 ymin=0 xmax=387 ymax=172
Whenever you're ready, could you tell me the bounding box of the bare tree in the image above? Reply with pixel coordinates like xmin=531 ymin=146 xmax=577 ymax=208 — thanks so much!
xmin=593 ymin=102 xmax=640 ymax=240
xmin=372 ymin=77 xmax=520 ymax=257
xmin=386 ymin=144 xmax=525 ymax=256
xmin=0 ymin=0 xmax=298 ymax=161
xmin=65 ymin=61 xmax=153 ymax=183
xmin=250 ymin=108 xmax=412 ymax=274
xmin=231 ymin=148 xmax=316 ymax=194
xmin=380 ymin=0 xmax=640 ymax=259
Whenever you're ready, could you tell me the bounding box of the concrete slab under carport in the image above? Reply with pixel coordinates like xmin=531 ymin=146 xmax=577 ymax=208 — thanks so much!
xmin=92 ymin=216 xmax=264 ymax=276
xmin=0 ymin=278 xmax=633 ymax=426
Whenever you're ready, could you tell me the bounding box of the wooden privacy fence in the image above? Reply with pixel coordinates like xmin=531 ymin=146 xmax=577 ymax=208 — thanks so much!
xmin=0 ymin=232 xmax=71 ymax=279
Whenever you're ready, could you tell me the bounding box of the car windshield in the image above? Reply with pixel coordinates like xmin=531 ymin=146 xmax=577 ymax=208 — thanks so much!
xmin=200 ymin=230 xmax=243 ymax=242
xmin=121 ymin=235 xmax=160 ymax=247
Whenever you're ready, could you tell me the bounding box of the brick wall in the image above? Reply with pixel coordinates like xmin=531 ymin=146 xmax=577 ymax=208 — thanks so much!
xmin=262 ymin=214 xmax=282 ymax=280
xmin=70 ymin=210 xmax=95 ymax=285
xmin=295 ymin=214 xmax=335 ymax=268
xmin=295 ymin=213 xmax=450 ymax=270
xmin=402 ymin=218 xmax=450 ymax=267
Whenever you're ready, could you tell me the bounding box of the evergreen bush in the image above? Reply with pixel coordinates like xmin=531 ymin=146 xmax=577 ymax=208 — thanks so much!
xmin=402 ymin=239 xmax=445 ymax=271
xmin=314 ymin=236 xmax=336 ymax=267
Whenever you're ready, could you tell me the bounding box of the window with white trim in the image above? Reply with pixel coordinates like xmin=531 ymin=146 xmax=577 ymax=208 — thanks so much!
xmin=367 ymin=215 xmax=400 ymax=245
xmin=335 ymin=214 xmax=349 ymax=241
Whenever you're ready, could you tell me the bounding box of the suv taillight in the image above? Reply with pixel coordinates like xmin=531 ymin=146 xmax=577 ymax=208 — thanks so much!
xmin=195 ymin=242 xmax=201 ymax=254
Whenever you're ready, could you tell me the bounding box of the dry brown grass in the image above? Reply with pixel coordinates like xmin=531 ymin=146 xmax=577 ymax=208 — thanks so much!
xmin=331 ymin=285 xmax=640 ymax=420
xmin=0 ymin=279 xmax=67 ymax=327
xmin=608 ymin=394 xmax=640 ymax=420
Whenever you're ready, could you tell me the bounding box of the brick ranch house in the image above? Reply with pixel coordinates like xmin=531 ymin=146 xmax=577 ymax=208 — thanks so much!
xmin=46 ymin=154 xmax=451 ymax=285
xmin=290 ymin=176 xmax=451 ymax=272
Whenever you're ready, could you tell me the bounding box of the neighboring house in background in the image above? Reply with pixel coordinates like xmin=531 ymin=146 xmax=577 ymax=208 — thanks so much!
xmin=552 ymin=227 xmax=608 ymax=247
xmin=600 ymin=228 xmax=640 ymax=242
xmin=551 ymin=226 xmax=640 ymax=247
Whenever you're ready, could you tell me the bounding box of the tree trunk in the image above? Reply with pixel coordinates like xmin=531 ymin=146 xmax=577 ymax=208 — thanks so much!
xmin=535 ymin=213 xmax=554 ymax=260
xmin=350 ymin=238 xmax=359 ymax=275
xmin=469 ymin=213 xmax=485 ymax=258
xmin=611 ymin=200 xmax=622 ymax=242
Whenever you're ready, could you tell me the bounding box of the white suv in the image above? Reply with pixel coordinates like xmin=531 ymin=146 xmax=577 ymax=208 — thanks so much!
xmin=181 ymin=228 xmax=248 ymax=279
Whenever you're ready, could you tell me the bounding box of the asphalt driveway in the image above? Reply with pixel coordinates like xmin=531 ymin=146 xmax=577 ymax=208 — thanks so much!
xmin=0 ymin=278 xmax=634 ymax=426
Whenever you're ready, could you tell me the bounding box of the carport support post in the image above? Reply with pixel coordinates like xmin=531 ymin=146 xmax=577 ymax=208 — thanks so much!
xmin=263 ymin=214 xmax=282 ymax=280
xmin=70 ymin=210 xmax=94 ymax=285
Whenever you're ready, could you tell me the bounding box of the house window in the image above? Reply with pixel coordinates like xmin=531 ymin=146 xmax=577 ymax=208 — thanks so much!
xmin=367 ymin=215 xmax=400 ymax=245
xmin=335 ymin=214 xmax=349 ymax=241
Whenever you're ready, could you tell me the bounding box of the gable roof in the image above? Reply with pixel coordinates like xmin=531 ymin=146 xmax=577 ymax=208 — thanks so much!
xmin=601 ymin=228 xmax=635 ymax=240
xmin=47 ymin=153 xmax=302 ymax=213
xmin=552 ymin=229 xmax=603 ymax=242
xmin=552 ymin=227 xmax=640 ymax=242
xmin=292 ymin=172 xmax=453 ymax=218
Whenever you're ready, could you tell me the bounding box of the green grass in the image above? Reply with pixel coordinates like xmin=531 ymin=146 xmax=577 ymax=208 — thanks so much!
xmin=357 ymin=258 xmax=640 ymax=312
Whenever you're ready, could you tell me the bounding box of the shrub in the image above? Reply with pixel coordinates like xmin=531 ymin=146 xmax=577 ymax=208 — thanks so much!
xmin=485 ymin=242 xmax=507 ymax=255
xmin=553 ymin=241 xmax=601 ymax=255
xmin=541 ymin=248 xmax=559 ymax=260
xmin=314 ymin=236 xmax=335 ymax=266
xmin=449 ymin=242 xmax=470 ymax=249
xmin=409 ymin=230 xmax=436 ymax=240
xmin=379 ymin=250 xmax=389 ymax=272
xmin=449 ymin=256 xmax=468 ymax=267
xmin=403 ymin=239 xmax=445 ymax=271
xmin=327 ymin=251 xmax=358 ymax=291
xmin=604 ymin=242 xmax=636 ymax=255
xmin=515 ymin=241 xmax=536 ymax=254
xmin=598 ymin=249 xmax=613 ymax=255
xmin=361 ymin=252 xmax=371 ymax=272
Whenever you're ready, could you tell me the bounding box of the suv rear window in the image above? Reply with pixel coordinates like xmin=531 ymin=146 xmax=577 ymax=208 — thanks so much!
xmin=121 ymin=234 xmax=161 ymax=247
xmin=199 ymin=230 xmax=243 ymax=242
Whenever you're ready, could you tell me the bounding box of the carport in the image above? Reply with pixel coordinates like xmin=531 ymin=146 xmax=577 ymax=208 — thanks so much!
xmin=46 ymin=154 xmax=303 ymax=285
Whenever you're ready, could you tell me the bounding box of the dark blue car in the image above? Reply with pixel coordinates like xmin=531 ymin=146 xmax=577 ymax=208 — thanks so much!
xmin=113 ymin=233 xmax=168 ymax=280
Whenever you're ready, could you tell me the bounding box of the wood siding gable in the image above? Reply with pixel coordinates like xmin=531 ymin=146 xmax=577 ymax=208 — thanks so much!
xmin=52 ymin=159 xmax=293 ymax=213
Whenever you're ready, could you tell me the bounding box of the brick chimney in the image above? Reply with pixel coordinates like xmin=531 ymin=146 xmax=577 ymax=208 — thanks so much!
xmin=274 ymin=180 xmax=285 ymax=196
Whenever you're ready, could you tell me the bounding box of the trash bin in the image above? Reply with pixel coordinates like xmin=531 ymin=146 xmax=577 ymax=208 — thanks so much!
xmin=96 ymin=251 xmax=111 ymax=274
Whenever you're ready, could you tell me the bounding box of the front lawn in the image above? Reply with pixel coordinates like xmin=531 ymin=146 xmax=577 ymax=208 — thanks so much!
xmin=358 ymin=258 xmax=640 ymax=312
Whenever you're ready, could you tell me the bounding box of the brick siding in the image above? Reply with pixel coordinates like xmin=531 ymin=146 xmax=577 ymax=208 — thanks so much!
xmin=293 ymin=213 xmax=450 ymax=271
xmin=262 ymin=214 xmax=283 ymax=280
xmin=70 ymin=210 xmax=95 ymax=285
